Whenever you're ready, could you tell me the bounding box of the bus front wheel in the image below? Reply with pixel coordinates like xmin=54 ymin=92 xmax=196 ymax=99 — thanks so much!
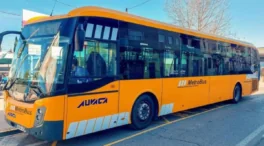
xmin=232 ymin=84 xmax=241 ymax=103
xmin=130 ymin=94 xmax=154 ymax=130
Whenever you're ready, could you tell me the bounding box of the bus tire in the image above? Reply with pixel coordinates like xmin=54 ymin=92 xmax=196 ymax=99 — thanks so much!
xmin=130 ymin=94 xmax=154 ymax=130
xmin=232 ymin=84 xmax=241 ymax=103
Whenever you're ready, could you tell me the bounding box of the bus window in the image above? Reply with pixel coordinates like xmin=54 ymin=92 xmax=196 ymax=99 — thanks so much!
xmin=158 ymin=34 xmax=165 ymax=43
xmin=119 ymin=22 xmax=162 ymax=79
xmin=180 ymin=53 xmax=188 ymax=76
xmin=164 ymin=49 xmax=179 ymax=77
xmin=69 ymin=40 xmax=117 ymax=84
xmin=120 ymin=46 xmax=161 ymax=79
xmin=190 ymin=38 xmax=204 ymax=76
xmin=180 ymin=36 xmax=205 ymax=77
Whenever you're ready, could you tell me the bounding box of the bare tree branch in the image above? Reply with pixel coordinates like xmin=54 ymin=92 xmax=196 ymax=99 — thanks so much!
xmin=164 ymin=0 xmax=231 ymax=36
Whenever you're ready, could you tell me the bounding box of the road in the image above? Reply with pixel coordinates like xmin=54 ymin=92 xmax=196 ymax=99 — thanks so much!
xmin=0 ymin=85 xmax=263 ymax=146
xmin=0 ymin=92 xmax=13 ymax=131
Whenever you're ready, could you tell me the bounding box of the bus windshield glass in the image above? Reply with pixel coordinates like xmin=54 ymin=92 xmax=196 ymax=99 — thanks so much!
xmin=6 ymin=18 xmax=76 ymax=102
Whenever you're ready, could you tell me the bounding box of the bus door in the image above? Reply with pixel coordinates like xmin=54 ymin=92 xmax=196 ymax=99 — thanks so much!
xmin=177 ymin=52 xmax=209 ymax=109
xmin=161 ymin=49 xmax=184 ymax=113
xmin=65 ymin=40 xmax=120 ymax=139
xmin=209 ymin=55 xmax=231 ymax=103
xmin=162 ymin=49 xmax=208 ymax=113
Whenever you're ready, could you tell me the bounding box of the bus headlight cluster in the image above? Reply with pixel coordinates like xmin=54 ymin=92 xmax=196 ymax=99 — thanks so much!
xmin=34 ymin=107 xmax=46 ymax=127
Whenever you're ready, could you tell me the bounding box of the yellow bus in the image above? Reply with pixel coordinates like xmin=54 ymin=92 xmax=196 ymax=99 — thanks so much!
xmin=0 ymin=6 xmax=260 ymax=141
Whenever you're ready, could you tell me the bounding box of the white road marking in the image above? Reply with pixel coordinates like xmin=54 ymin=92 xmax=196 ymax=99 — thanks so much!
xmin=236 ymin=124 xmax=264 ymax=146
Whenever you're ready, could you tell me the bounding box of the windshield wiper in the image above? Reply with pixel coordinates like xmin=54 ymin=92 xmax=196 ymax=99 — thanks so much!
xmin=5 ymin=29 xmax=41 ymax=90
xmin=29 ymin=84 xmax=45 ymax=97
xmin=4 ymin=78 xmax=18 ymax=90
xmin=5 ymin=54 xmax=31 ymax=90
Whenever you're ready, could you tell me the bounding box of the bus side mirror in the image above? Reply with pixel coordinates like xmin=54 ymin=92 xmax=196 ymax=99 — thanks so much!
xmin=74 ymin=24 xmax=85 ymax=52
xmin=0 ymin=31 xmax=23 ymax=52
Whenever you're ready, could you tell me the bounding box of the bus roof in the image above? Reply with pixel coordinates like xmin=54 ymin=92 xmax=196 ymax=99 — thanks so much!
xmin=26 ymin=16 xmax=49 ymax=24
xmin=26 ymin=6 xmax=256 ymax=49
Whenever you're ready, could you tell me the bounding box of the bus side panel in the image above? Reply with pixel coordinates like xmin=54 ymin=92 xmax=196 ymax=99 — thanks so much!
xmin=230 ymin=75 xmax=247 ymax=96
xmin=35 ymin=96 xmax=65 ymax=121
xmin=242 ymin=81 xmax=252 ymax=96
xmin=63 ymin=93 xmax=68 ymax=140
xmin=162 ymin=77 xmax=209 ymax=114
xmin=251 ymin=79 xmax=259 ymax=93
xmin=64 ymin=81 xmax=119 ymax=139
xmin=119 ymin=79 xmax=162 ymax=123
xmin=209 ymin=76 xmax=231 ymax=104
xmin=242 ymin=75 xmax=252 ymax=96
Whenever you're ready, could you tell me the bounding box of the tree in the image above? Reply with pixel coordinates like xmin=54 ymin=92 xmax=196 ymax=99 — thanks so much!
xmin=164 ymin=0 xmax=230 ymax=36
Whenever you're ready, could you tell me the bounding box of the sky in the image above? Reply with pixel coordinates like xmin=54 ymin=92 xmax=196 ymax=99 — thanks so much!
xmin=0 ymin=0 xmax=263 ymax=51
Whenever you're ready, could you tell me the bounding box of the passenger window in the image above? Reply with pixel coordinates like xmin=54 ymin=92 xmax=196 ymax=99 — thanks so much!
xmin=180 ymin=53 xmax=188 ymax=76
xmin=128 ymin=30 xmax=144 ymax=41
xmin=94 ymin=25 xmax=103 ymax=39
xmin=168 ymin=36 xmax=173 ymax=45
xmin=111 ymin=28 xmax=118 ymax=41
xmin=85 ymin=23 xmax=94 ymax=38
xmin=164 ymin=50 xmax=179 ymax=77
xmin=71 ymin=41 xmax=116 ymax=76
xmin=119 ymin=22 xmax=162 ymax=79
xmin=120 ymin=46 xmax=161 ymax=79
xmin=103 ymin=26 xmax=111 ymax=40
xmin=180 ymin=36 xmax=204 ymax=77
xmin=69 ymin=41 xmax=116 ymax=84
xmin=158 ymin=34 xmax=165 ymax=43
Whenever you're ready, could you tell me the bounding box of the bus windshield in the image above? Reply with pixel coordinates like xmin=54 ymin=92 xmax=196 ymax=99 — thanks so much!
xmin=6 ymin=18 xmax=76 ymax=102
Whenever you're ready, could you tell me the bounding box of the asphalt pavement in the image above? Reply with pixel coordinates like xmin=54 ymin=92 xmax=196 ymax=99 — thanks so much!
xmin=0 ymin=111 xmax=11 ymax=131
xmin=113 ymin=94 xmax=264 ymax=146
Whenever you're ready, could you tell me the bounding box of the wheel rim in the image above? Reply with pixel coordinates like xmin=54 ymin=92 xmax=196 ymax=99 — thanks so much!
xmin=234 ymin=87 xmax=240 ymax=101
xmin=137 ymin=101 xmax=150 ymax=121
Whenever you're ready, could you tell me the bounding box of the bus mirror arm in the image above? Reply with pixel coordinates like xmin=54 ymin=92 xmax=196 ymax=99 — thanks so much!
xmin=74 ymin=25 xmax=85 ymax=52
xmin=0 ymin=31 xmax=23 ymax=52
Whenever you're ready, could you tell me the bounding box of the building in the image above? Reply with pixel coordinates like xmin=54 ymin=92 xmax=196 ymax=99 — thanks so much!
xmin=259 ymin=48 xmax=264 ymax=82
xmin=22 ymin=9 xmax=48 ymax=27
xmin=0 ymin=52 xmax=13 ymax=74
xmin=259 ymin=47 xmax=264 ymax=68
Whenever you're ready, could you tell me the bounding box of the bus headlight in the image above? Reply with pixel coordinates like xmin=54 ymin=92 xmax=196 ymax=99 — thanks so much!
xmin=34 ymin=107 xmax=46 ymax=127
xmin=37 ymin=108 xmax=42 ymax=114
xmin=36 ymin=115 xmax=41 ymax=120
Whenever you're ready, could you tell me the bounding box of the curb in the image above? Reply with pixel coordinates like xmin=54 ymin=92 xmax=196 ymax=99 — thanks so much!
xmin=0 ymin=128 xmax=21 ymax=137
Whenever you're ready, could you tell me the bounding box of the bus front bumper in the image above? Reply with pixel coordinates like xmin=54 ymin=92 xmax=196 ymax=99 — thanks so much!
xmin=5 ymin=117 xmax=63 ymax=141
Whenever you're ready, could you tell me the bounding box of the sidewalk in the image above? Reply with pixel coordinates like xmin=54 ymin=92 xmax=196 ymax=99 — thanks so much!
xmin=259 ymin=78 xmax=264 ymax=88
xmin=0 ymin=99 xmax=3 ymax=111
xmin=0 ymin=98 xmax=12 ymax=131
xmin=255 ymin=78 xmax=264 ymax=95
xmin=0 ymin=111 xmax=11 ymax=131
